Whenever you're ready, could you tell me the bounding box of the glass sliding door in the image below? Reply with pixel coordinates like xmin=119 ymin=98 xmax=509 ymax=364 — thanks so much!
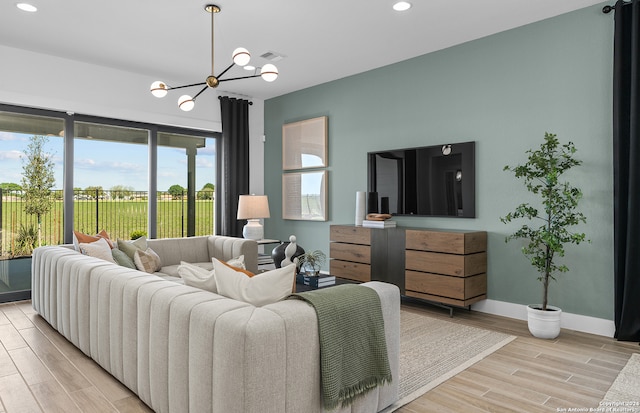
xmin=157 ymin=133 xmax=216 ymax=237
xmin=0 ymin=110 xmax=64 ymax=300
xmin=73 ymin=121 xmax=149 ymax=241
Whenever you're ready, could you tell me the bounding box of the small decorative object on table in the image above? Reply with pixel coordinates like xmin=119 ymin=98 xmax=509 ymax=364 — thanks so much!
xmin=303 ymin=274 xmax=336 ymax=289
xmin=362 ymin=213 xmax=396 ymax=228
xmin=355 ymin=191 xmax=366 ymax=226
xmin=271 ymin=235 xmax=305 ymax=268
xmin=297 ymin=250 xmax=326 ymax=277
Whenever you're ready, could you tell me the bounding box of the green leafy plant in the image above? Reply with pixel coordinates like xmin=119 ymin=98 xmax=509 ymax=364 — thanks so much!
xmin=14 ymin=224 xmax=38 ymax=256
xmin=130 ymin=230 xmax=147 ymax=240
xmin=296 ymin=250 xmax=326 ymax=276
xmin=501 ymin=132 xmax=588 ymax=311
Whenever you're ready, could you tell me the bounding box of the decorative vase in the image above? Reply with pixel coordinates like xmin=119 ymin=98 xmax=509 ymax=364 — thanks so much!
xmin=271 ymin=241 xmax=305 ymax=269
xmin=355 ymin=191 xmax=366 ymax=226
xmin=367 ymin=192 xmax=378 ymax=214
xmin=527 ymin=304 xmax=562 ymax=339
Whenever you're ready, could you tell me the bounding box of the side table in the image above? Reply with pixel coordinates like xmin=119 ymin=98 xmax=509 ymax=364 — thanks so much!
xmin=257 ymin=238 xmax=281 ymax=269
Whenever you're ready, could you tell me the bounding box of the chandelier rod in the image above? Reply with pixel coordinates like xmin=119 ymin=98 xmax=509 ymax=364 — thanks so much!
xmin=210 ymin=5 xmax=216 ymax=76
xmin=192 ymin=85 xmax=210 ymax=101
xmin=166 ymin=82 xmax=207 ymax=91
xmin=217 ymin=62 xmax=235 ymax=80
xmin=219 ymin=74 xmax=262 ymax=83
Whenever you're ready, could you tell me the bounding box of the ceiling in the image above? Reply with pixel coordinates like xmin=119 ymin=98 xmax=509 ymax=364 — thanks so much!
xmin=1 ymin=0 xmax=604 ymax=101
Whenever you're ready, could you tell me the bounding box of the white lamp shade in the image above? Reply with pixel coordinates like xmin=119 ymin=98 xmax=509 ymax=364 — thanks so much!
xmin=232 ymin=47 xmax=251 ymax=66
xmin=178 ymin=95 xmax=195 ymax=111
xmin=150 ymin=81 xmax=168 ymax=98
xmin=237 ymin=195 xmax=270 ymax=219
xmin=260 ymin=64 xmax=278 ymax=82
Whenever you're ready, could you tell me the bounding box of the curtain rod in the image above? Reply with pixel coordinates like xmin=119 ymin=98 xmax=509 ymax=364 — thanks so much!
xmin=603 ymin=1 xmax=633 ymax=13
xmin=218 ymin=96 xmax=253 ymax=105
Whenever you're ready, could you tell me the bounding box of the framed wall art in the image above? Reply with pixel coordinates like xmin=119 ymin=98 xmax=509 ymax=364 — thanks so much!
xmin=282 ymin=116 xmax=327 ymax=170
xmin=282 ymin=170 xmax=327 ymax=221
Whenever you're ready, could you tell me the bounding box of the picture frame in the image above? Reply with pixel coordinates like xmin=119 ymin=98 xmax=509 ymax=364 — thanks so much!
xmin=282 ymin=116 xmax=328 ymax=170
xmin=282 ymin=171 xmax=327 ymax=221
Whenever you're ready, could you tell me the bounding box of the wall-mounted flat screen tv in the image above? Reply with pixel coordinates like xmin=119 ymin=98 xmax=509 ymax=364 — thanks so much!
xmin=367 ymin=141 xmax=475 ymax=218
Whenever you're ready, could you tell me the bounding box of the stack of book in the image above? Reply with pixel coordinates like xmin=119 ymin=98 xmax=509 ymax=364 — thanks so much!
xmin=302 ymin=274 xmax=336 ymax=289
xmin=362 ymin=220 xmax=397 ymax=228
xmin=258 ymin=253 xmax=274 ymax=265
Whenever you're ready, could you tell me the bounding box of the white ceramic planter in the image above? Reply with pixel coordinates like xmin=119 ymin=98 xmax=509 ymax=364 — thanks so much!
xmin=527 ymin=304 xmax=562 ymax=339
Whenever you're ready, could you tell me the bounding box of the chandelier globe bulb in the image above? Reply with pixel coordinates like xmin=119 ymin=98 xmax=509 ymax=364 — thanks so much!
xmin=178 ymin=95 xmax=195 ymax=111
xmin=232 ymin=47 xmax=251 ymax=66
xmin=260 ymin=64 xmax=278 ymax=82
xmin=150 ymin=81 xmax=168 ymax=98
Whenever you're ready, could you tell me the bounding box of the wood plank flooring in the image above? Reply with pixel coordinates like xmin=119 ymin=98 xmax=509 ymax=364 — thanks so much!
xmin=0 ymin=299 xmax=638 ymax=413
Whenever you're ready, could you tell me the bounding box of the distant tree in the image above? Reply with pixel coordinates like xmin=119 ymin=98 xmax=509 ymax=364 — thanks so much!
xmin=168 ymin=184 xmax=185 ymax=200
xmin=21 ymin=135 xmax=56 ymax=248
xmin=110 ymin=185 xmax=134 ymax=199
xmin=202 ymin=183 xmax=215 ymax=191
xmin=84 ymin=186 xmax=104 ymax=199
xmin=0 ymin=182 xmax=22 ymax=191
xmin=198 ymin=187 xmax=214 ymax=200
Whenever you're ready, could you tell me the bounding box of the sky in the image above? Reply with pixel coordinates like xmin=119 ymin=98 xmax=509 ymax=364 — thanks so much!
xmin=0 ymin=131 xmax=216 ymax=192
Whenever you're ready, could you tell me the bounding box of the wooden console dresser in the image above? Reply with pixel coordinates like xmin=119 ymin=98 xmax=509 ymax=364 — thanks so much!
xmin=329 ymin=225 xmax=487 ymax=309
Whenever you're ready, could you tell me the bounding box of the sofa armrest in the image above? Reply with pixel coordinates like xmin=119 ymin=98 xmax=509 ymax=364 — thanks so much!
xmin=207 ymin=235 xmax=258 ymax=273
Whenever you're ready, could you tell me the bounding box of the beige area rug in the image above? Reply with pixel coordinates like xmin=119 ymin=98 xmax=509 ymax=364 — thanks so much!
xmin=601 ymin=353 xmax=640 ymax=413
xmin=383 ymin=309 xmax=516 ymax=412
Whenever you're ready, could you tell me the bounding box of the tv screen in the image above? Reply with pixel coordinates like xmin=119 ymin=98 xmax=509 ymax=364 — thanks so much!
xmin=367 ymin=141 xmax=475 ymax=218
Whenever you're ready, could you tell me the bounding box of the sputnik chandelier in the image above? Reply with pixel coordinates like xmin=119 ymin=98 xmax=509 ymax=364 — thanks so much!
xmin=149 ymin=4 xmax=278 ymax=111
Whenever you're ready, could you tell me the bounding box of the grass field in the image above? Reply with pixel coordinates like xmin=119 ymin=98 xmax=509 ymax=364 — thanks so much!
xmin=1 ymin=196 xmax=214 ymax=257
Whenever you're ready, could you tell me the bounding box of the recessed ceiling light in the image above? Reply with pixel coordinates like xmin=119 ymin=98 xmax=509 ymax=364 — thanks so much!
xmin=393 ymin=1 xmax=411 ymax=11
xmin=16 ymin=2 xmax=37 ymax=12
xmin=244 ymin=65 xmax=256 ymax=71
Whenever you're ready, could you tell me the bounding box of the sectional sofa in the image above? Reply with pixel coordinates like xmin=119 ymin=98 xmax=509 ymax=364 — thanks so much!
xmin=31 ymin=235 xmax=400 ymax=413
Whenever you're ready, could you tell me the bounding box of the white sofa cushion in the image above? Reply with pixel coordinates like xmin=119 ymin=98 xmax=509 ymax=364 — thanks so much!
xmin=177 ymin=255 xmax=248 ymax=293
xmin=79 ymin=237 xmax=116 ymax=263
xmin=214 ymin=258 xmax=295 ymax=306
xmin=177 ymin=261 xmax=217 ymax=292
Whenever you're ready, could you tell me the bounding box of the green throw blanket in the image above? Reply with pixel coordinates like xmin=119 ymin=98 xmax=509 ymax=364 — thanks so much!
xmin=290 ymin=284 xmax=392 ymax=410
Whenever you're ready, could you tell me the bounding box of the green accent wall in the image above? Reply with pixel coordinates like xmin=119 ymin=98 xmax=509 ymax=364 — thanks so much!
xmin=264 ymin=4 xmax=614 ymax=320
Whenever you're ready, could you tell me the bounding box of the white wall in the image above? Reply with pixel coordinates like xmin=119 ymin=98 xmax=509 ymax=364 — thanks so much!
xmin=0 ymin=44 xmax=265 ymax=191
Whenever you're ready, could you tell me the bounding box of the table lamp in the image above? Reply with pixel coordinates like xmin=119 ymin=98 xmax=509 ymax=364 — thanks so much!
xmin=237 ymin=195 xmax=270 ymax=240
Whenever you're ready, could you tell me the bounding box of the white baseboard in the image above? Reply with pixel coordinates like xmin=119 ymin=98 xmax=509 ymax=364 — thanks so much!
xmin=471 ymin=299 xmax=616 ymax=338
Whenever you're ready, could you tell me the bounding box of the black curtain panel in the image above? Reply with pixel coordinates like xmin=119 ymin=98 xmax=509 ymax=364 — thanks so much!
xmin=219 ymin=96 xmax=250 ymax=237
xmin=612 ymin=0 xmax=640 ymax=342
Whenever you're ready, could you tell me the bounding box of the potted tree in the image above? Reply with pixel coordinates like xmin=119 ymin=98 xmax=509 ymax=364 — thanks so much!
xmin=501 ymin=132 xmax=588 ymax=339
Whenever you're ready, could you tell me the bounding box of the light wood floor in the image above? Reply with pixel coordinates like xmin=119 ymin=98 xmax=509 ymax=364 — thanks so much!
xmin=0 ymin=300 xmax=638 ymax=413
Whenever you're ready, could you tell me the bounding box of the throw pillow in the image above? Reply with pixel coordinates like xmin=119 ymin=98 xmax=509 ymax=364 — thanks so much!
xmin=214 ymin=258 xmax=295 ymax=307
xmin=112 ymin=247 xmax=136 ymax=269
xmin=213 ymin=255 xmax=255 ymax=277
xmin=117 ymin=236 xmax=148 ymax=260
xmin=79 ymin=237 xmax=116 ymax=263
xmin=133 ymin=247 xmax=162 ymax=273
xmin=178 ymin=261 xmax=217 ymax=292
xmin=73 ymin=229 xmax=114 ymax=250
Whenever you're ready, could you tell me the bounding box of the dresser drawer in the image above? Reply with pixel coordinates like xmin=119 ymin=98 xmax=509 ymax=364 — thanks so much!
xmin=330 ymin=260 xmax=371 ymax=282
xmin=405 ymin=229 xmax=486 ymax=254
xmin=405 ymin=250 xmax=487 ymax=277
xmin=330 ymin=242 xmax=371 ymax=264
xmin=330 ymin=225 xmax=371 ymax=245
xmin=405 ymin=270 xmax=487 ymax=300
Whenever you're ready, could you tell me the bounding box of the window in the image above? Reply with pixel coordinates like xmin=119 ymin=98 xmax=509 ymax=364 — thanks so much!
xmin=0 ymin=104 xmax=219 ymax=303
